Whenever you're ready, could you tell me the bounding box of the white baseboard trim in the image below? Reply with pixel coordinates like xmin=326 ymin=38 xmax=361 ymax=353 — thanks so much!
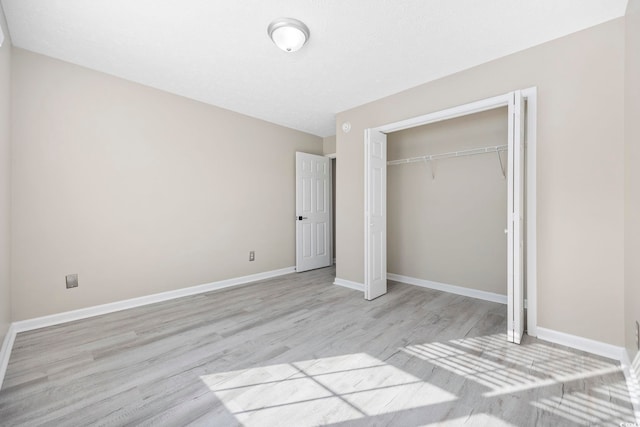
xmin=536 ymin=327 xmax=626 ymax=361
xmin=12 ymin=266 xmax=295 ymax=334
xmin=1 ymin=266 xmax=296 ymax=389
xmin=0 ymin=324 xmax=17 ymax=390
xmin=387 ymin=273 xmax=507 ymax=305
xmin=334 ymin=278 xmax=364 ymax=292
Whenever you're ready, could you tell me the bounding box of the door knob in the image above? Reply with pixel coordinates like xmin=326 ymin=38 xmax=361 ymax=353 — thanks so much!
xmin=298 ymin=216 xmax=308 ymax=220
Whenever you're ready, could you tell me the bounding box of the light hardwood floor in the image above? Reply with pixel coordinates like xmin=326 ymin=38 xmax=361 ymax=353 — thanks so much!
xmin=0 ymin=267 xmax=636 ymax=426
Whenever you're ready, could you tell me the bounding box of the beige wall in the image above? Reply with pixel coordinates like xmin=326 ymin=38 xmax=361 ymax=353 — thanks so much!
xmin=336 ymin=19 xmax=625 ymax=346
xmin=0 ymin=6 xmax=11 ymax=339
xmin=11 ymin=49 xmax=322 ymax=320
xmin=387 ymin=108 xmax=507 ymax=295
xmin=625 ymin=0 xmax=640 ymax=361
xmin=323 ymin=135 xmax=336 ymax=155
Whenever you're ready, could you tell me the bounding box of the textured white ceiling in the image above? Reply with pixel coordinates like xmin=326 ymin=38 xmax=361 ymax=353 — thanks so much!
xmin=0 ymin=0 xmax=629 ymax=136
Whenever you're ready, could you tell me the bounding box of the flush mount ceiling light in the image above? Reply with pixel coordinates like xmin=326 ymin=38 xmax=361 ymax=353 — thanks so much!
xmin=267 ymin=18 xmax=310 ymax=52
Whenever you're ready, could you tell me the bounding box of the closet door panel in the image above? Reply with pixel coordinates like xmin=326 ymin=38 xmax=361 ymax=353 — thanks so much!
xmin=507 ymin=91 xmax=525 ymax=344
xmin=365 ymin=129 xmax=387 ymax=300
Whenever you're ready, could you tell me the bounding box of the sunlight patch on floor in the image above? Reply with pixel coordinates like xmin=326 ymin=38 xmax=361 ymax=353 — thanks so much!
xmin=426 ymin=413 xmax=517 ymax=427
xmin=199 ymin=352 xmax=457 ymax=426
xmin=198 ymin=335 xmax=637 ymax=426
xmin=402 ymin=333 xmax=623 ymax=397
xmin=531 ymin=382 xmax=636 ymax=426
xmin=402 ymin=338 xmax=543 ymax=394
xmin=629 ymin=351 xmax=640 ymax=422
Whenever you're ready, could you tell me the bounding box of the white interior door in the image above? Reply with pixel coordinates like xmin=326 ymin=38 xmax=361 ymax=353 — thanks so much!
xmin=296 ymin=152 xmax=332 ymax=272
xmin=507 ymin=91 xmax=525 ymax=344
xmin=364 ymin=129 xmax=387 ymax=300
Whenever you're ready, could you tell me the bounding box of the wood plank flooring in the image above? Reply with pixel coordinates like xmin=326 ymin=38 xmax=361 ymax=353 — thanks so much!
xmin=0 ymin=266 xmax=636 ymax=426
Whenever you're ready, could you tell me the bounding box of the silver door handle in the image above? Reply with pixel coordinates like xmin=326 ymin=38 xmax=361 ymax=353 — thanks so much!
xmin=297 ymin=216 xmax=308 ymax=220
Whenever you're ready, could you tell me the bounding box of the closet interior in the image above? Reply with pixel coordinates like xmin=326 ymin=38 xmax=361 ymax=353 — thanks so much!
xmin=386 ymin=107 xmax=509 ymax=300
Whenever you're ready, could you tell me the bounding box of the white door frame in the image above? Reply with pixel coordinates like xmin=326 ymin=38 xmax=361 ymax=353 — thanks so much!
xmin=364 ymin=88 xmax=538 ymax=336
xmin=325 ymin=153 xmax=337 ymax=267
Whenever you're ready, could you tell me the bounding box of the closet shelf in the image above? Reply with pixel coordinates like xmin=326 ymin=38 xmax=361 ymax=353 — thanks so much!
xmin=387 ymin=144 xmax=508 ymax=166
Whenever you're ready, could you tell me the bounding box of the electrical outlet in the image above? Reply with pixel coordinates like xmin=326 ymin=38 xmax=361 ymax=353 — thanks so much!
xmin=636 ymin=321 xmax=639 ymax=350
xmin=66 ymin=274 xmax=78 ymax=289
xmin=249 ymin=251 xmax=255 ymax=262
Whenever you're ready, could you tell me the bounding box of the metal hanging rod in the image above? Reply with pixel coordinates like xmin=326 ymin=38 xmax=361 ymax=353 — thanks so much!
xmin=387 ymin=144 xmax=508 ymax=166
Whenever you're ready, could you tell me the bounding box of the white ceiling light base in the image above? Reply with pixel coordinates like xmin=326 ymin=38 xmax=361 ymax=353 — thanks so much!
xmin=268 ymin=18 xmax=310 ymax=52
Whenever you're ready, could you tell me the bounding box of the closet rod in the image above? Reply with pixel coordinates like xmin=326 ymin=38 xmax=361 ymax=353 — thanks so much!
xmin=387 ymin=144 xmax=507 ymax=166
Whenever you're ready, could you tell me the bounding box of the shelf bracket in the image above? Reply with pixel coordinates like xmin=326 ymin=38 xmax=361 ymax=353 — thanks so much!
xmin=497 ymin=150 xmax=506 ymax=179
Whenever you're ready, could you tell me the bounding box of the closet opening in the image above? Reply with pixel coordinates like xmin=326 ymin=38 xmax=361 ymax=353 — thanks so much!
xmin=364 ymin=89 xmax=537 ymax=344
xmin=387 ymin=106 xmax=508 ymax=305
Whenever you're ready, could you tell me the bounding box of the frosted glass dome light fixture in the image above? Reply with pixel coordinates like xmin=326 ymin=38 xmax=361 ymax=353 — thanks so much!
xmin=267 ymin=18 xmax=310 ymax=52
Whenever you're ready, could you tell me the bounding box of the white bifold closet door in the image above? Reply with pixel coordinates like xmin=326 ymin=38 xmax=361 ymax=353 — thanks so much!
xmin=295 ymin=152 xmax=332 ymax=273
xmin=364 ymin=129 xmax=387 ymax=300
xmin=507 ymin=91 xmax=525 ymax=344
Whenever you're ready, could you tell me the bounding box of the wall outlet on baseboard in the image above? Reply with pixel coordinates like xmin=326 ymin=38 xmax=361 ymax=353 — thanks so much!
xmin=249 ymin=251 xmax=255 ymax=262
xmin=66 ymin=274 xmax=78 ymax=289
